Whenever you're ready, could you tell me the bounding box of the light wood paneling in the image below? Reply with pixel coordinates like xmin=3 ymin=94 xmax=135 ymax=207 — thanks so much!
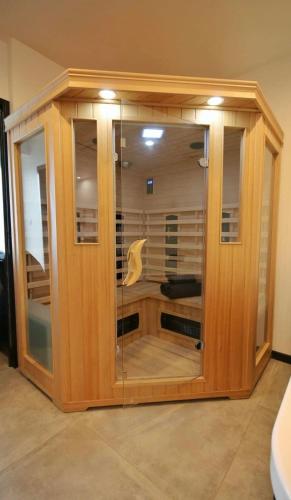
xmin=5 ymin=69 xmax=284 ymax=146
xmin=6 ymin=74 xmax=283 ymax=411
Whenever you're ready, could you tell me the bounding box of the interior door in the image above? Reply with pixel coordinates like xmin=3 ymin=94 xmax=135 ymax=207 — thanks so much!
xmin=114 ymin=104 xmax=208 ymax=397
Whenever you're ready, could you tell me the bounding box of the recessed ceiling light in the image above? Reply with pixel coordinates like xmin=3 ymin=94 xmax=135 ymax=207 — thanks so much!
xmin=98 ymin=89 xmax=117 ymax=99
xmin=145 ymin=140 xmax=154 ymax=147
xmin=77 ymin=176 xmax=81 ymax=180
xmin=207 ymin=96 xmax=224 ymax=106
xmin=142 ymin=128 xmax=164 ymax=139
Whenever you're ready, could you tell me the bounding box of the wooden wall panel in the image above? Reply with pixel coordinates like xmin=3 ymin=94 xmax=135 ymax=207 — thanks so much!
xmin=8 ymin=96 xmax=282 ymax=411
xmin=54 ymin=104 xmax=272 ymax=408
xmin=53 ymin=102 xmax=115 ymax=404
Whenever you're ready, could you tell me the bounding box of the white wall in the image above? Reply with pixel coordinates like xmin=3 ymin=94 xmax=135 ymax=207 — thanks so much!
xmin=8 ymin=38 xmax=64 ymax=110
xmin=76 ymin=178 xmax=97 ymax=209
xmin=238 ymin=55 xmax=291 ymax=355
xmin=0 ymin=38 xmax=64 ymax=108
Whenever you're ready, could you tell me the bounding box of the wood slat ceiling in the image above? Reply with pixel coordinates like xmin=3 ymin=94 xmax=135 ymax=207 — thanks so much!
xmin=62 ymin=88 xmax=257 ymax=110
xmin=75 ymin=120 xmax=241 ymax=177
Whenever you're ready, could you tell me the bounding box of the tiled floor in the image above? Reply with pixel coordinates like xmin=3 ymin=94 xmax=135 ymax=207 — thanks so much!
xmin=0 ymin=352 xmax=290 ymax=500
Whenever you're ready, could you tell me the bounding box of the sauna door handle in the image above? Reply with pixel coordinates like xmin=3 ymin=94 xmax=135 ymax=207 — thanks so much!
xmin=122 ymin=239 xmax=147 ymax=287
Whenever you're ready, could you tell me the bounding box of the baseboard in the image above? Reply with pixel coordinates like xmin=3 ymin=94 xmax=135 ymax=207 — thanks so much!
xmin=271 ymin=350 xmax=291 ymax=365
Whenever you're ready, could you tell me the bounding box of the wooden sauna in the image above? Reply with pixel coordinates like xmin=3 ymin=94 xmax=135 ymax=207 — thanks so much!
xmin=5 ymin=69 xmax=283 ymax=411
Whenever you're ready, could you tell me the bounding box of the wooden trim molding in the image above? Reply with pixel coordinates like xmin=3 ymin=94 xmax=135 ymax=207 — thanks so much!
xmin=4 ymin=69 xmax=283 ymax=146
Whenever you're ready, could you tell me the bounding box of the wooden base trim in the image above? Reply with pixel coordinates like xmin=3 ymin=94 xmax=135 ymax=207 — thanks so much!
xmin=254 ymin=348 xmax=271 ymax=385
xmin=20 ymin=358 xmax=53 ymax=399
xmin=54 ymin=388 xmax=252 ymax=412
xmin=115 ymin=375 xmax=205 ymax=388
xmin=256 ymin=342 xmax=271 ymax=366
xmin=271 ymin=350 xmax=291 ymax=365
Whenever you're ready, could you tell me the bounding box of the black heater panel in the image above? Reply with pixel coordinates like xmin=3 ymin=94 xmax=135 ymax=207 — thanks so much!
xmin=161 ymin=313 xmax=201 ymax=340
xmin=117 ymin=313 xmax=139 ymax=337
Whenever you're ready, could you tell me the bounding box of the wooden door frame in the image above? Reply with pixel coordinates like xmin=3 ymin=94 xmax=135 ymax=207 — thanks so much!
xmin=255 ymin=123 xmax=281 ymax=382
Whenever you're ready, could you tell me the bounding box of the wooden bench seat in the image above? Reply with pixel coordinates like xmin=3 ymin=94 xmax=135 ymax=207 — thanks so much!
xmin=116 ymin=281 xmax=202 ymax=309
xmin=117 ymin=281 xmax=202 ymax=348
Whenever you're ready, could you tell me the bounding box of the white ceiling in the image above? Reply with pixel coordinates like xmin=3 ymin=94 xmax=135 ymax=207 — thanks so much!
xmin=1 ymin=0 xmax=291 ymax=78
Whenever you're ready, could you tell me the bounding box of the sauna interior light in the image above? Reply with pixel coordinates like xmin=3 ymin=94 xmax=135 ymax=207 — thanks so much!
xmin=142 ymin=128 xmax=164 ymax=139
xmin=207 ymin=96 xmax=224 ymax=106
xmin=145 ymin=140 xmax=154 ymax=146
xmin=77 ymin=176 xmax=81 ymax=180
xmin=98 ymin=89 xmax=116 ymax=99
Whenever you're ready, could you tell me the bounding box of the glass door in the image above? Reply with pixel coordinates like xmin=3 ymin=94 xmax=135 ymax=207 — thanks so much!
xmin=114 ymin=106 xmax=208 ymax=386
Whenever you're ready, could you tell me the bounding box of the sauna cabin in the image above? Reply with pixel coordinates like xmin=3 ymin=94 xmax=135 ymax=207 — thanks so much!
xmin=5 ymin=69 xmax=283 ymax=411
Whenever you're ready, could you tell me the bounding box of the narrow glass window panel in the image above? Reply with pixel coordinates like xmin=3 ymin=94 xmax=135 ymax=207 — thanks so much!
xmin=19 ymin=131 xmax=52 ymax=371
xmin=221 ymin=128 xmax=244 ymax=243
xmin=256 ymin=145 xmax=274 ymax=350
xmin=73 ymin=120 xmax=98 ymax=243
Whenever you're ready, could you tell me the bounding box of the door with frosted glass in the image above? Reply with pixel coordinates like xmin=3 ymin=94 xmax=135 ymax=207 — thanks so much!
xmin=115 ymin=114 xmax=208 ymax=381
xmin=19 ymin=131 xmax=52 ymax=371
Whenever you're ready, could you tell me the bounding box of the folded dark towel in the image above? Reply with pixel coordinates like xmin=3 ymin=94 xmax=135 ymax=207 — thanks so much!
xmin=160 ymin=280 xmax=201 ymax=299
xmin=167 ymin=274 xmax=197 ymax=284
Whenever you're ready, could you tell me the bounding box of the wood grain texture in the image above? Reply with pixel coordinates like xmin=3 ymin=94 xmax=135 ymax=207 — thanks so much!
xmin=4 ymin=69 xmax=283 ymax=146
xmin=6 ymin=85 xmax=283 ymax=411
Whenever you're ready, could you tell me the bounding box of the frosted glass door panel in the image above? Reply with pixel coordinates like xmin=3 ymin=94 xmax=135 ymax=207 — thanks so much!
xmin=19 ymin=131 xmax=52 ymax=371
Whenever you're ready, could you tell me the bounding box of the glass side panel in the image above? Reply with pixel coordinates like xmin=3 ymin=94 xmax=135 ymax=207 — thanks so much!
xmin=115 ymin=116 xmax=207 ymax=381
xmin=221 ymin=127 xmax=244 ymax=243
xmin=256 ymin=145 xmax=274 ymax=350
xmin=19 ymin=131 xmax=52 ymax=371
xmin=73 ymin=119 xmax=98 ymax=243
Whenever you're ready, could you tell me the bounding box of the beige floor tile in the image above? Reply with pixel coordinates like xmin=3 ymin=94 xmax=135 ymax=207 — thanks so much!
xmin=0 ymin=352 xmax=8 ymax=371
xmin=257 ymin=360 xmax=291 ymax=413
xmin=0 ymin=358 xmax=289 ymax=500
xmin=93 ymin=398 xmax=252 ymax=500
xmin=214 ymin=405 xmax=276 ymax=500
xmin=84 ymin=401 xmax=184 ymax=442
xmin=0 ymin=424 xmax=166 ymax=500
xmin=0 ymin=369 xmax=77 ymax=473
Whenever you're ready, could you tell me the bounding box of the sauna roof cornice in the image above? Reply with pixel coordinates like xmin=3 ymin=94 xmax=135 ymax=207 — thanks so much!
xmin=5 ymin=68 xmax=283 ymax=143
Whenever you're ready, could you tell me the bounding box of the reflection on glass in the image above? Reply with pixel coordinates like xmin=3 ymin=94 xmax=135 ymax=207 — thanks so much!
xmin=256 ymin=146 xmax=274 ymax=350
xmin=115 ymin=119 xmax=207 ymax=380
xmin=19 ymin=131 xmax=52 ymax=371
xmin=221 ymin=128 xmax=244 ymax=242
xmin=73 ymin=120 xmax=98 ymax=243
